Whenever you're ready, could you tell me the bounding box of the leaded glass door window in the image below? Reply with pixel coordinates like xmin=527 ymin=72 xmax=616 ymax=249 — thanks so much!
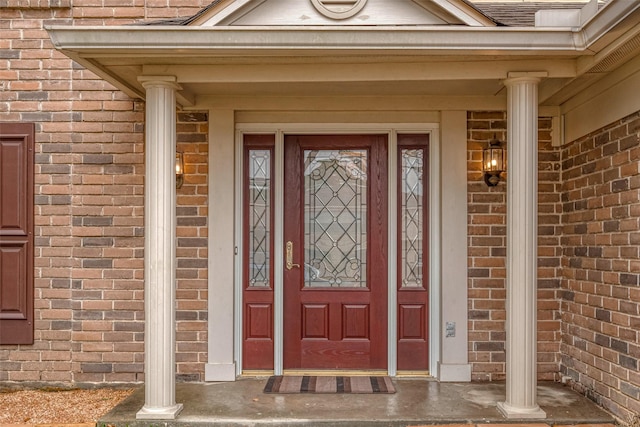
xmin=400 ymin=147 xmax=424 ymax=289
xmin=303 ymin=149 xmax=367 ymax=288
xmin=249 ymin=149 xmax=271 ymax=288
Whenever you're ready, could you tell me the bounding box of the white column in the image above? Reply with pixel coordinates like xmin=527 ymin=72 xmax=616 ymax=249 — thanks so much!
xmin=205 ymin=109 xmax=236 ymax=381
xmin=136 ymin=76 xmax=183 ymax=420
xmin=497 ymin=74 xmax=546 ymax=419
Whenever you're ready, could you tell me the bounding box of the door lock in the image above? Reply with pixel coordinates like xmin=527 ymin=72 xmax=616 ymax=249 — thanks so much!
xmin=286 ymin=241 xmax=300 ymax=270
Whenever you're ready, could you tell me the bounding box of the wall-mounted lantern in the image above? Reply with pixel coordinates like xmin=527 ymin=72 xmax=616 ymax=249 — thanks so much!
xmin=482 ymin=136 xmax=505 ymax=187
xmin=175 ymin=152 xmax=184 ymax=189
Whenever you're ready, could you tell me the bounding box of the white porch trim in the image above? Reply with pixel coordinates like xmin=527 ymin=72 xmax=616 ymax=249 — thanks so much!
xmin=136 ymin=76 xmax=183 ymax=420
xmin=387 ymin=131 xmax=398 ymax=377
xmin=437 ymin=111 xmax=471 ymax=382
xmin=205 ymin=109 xmax=237 ymax=382
xmin=227 ymin=121 xmax=466 ymax=379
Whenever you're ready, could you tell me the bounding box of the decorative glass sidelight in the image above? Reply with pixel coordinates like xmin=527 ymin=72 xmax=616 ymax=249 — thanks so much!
xmin=397 ymin=135 xmax=429 ymax=371
xmin=303 ymin=149 xmax=368 ymax=288
xmin=248 ymin=149 xmax=271 ymax=287
xmin=400 ymin=148 xmax=424 ymax=288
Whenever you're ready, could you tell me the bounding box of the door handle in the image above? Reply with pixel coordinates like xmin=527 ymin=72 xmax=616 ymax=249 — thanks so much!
xmin=286 ymin=241 xmax=300 ymax=270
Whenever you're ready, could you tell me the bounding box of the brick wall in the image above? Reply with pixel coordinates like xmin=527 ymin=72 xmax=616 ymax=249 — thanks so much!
xmin=176 ymin=112 xmax=209 ymax=382
xmin=0 ymin=106 xmax=209 ymax=384
xmin=2 ymin=4 xmax=143 ymax=384
xmin=0 ymin=1 xmax=209 ymax=384
xmin=467 ymin=112 xmax=562 ymax=381
xmin=560 ymin=111 xmax=640 ymax=419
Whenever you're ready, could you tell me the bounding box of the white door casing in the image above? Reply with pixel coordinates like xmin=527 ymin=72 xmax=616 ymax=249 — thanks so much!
xmin=207 ymin=118 xmax=470 ymax=380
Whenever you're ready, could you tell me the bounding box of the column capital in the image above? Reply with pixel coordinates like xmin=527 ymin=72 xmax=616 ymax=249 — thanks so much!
xmin=504 ymin=71 xmax=547 ymax=86
xmin=138 ymin=75 xmax=182 ymax=91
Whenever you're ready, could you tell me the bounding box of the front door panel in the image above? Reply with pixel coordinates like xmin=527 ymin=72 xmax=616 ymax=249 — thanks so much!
xmin=283 ymin=135 xmax=388 ymax=370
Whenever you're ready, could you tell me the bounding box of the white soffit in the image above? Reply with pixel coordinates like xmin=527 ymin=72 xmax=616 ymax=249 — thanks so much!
xmin=193 ymin=0 xmax=495 ymax=27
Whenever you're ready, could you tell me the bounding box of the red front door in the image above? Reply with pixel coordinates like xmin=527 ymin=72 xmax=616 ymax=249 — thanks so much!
xmin=283 ymin=135 xmax=388 ymax=370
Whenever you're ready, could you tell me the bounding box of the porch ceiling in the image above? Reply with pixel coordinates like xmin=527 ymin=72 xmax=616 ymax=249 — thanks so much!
xmin=48 ymin=56 xmax=574 ymax=108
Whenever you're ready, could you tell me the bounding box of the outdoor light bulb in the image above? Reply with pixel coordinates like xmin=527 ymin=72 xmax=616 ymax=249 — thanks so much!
xmin=175 ymin=152 xmax=184 ymax=174
xmin=175 ymin=152 xmax=185 ymax=189
xmin=491 ymin=159 xmax=497 ymax=167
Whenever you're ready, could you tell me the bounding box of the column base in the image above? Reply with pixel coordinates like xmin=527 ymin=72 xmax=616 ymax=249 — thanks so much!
xmin=497 ymin=401 xmax=546 ymax=419
xmin=136 ymin=403 xmax=184 ymax=420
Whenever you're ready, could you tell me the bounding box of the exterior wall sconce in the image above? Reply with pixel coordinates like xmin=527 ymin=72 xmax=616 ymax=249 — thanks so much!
xmin=175 ymin=152 xmax=184 ymax=189
xmin=482 ymin=136 xmax=505 ymax=187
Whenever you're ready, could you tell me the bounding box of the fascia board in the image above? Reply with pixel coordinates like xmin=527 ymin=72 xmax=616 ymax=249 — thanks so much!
xmin=195 ymin=0 xmax=267 ymax=26
xmin=47 ymin=25 xmax=583 ymax=54
xmin=189 ymin=0 xmax=251 ymax=26
xmin=580 ymin=1 xmax=640 ymax=52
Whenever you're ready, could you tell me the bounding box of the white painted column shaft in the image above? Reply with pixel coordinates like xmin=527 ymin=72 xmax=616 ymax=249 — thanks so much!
xmin=438 ymin=111 xmax=471 ymax=382
xmin=205 ymin=109 xmax=237 ymax=381
xmin=136 ymin=77 xmax=183 ymax=420
xmin=498 ymin=76 xmax=546 ymax=419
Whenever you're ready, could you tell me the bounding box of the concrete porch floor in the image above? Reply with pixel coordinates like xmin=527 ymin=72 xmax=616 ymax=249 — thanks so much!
xmin=100 ymin=378 xmax=615 ymax=427
xmin=98 ymin=378 xmax=614 ymax=427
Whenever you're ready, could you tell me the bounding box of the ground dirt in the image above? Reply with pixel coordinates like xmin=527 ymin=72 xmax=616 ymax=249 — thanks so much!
xmin=0 ymin=388 xmax=134 ymax=424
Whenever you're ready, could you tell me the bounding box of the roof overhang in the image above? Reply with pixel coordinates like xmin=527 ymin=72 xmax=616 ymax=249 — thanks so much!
xmin=46 ymin=1 xmax=640 ymax=109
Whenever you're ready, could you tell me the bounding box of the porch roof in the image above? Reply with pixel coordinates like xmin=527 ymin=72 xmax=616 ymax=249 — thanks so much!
xmin=46 ymin=1 xmax=640 ymax=111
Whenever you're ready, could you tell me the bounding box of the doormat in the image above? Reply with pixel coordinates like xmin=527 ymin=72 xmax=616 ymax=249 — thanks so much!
xmin=263 ymin=375 xmax=396 ymax=394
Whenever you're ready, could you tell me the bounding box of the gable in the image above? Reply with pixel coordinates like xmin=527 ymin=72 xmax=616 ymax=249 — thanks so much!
xmin=193 ymin=0 xmax=496 ymax=27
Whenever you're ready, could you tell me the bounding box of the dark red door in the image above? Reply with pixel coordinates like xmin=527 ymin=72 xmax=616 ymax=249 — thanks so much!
xmin=283 ymin=135 xmax=388 ymax=370
xmin=0 ymin=123 xmax=34 ymax=345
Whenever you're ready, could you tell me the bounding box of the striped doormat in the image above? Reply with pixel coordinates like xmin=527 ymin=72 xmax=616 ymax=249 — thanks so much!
xmin=263 ymin=375 xmax=396 ymax=394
